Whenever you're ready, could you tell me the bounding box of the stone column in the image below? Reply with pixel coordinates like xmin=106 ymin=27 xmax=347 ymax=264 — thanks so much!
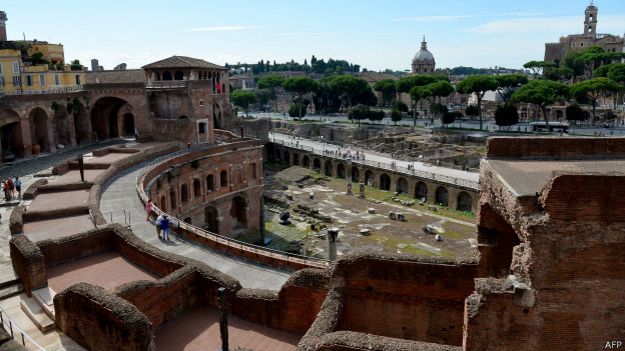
xmin=359 ymin=183 xmax=365 ymax=199
xmin=218 ymin=287 xmax=229 ymax=351
xmin=327 ymin=228 xmax=339 ymax=261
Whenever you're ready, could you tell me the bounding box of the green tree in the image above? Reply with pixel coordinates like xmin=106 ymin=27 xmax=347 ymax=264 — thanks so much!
xmin=442 ymin=111 xmax=462 ymax=126
xmin=570 ymin=77 xmax=622 ymax=123
xmin=465 ymin=105 xmax=479 ymax=118
xmin=392 ymin=100 xmax=408 ymax=113
xmin=425 ymin=80 xmax=454 ymax=107
xmin=70 ymin=59 xmax=83 ymax=71
xmin=396 ymin=74 xmax=446 ymax=93
xmin=373 ymin=79 xmax=397 ymax=106
xmin=523 ymin=60 xmax=556 ymax=78
xmin=348 ymin=104 xmax=370 ymax=126
xmin=409 ymin=86 xmax=432 ymax=128
xmin=456 ymin=75 xmax=499 ymax=130
xmin=574 ymin=46 xmax=625 ymax=79
xmin=494 ymin=74 xmax=528 ymax=103
xmin=257 ymin=75 xmax=285 ymax=110
xmin=390 ymin=109 xmax=403 ymax=125
xmin=565 ymin=104 xmax=587 ymax=124
xmin=289 ymin=103 xmax=307 ymax=118
xmin=327 ymin=75 xmax=372 ymax=110
xmin=254 ymin=89 xmax=272 ymax=110
xmin=30 ymin=52 xmax=48 ymax=65
xmin=494 ymin=104 xmax=520 ymax=130
xmin=230 ymin=90 xmax=258 ymax=117
xmin=282 ymin=77 xmax=319 ymax=118
xmin=546 ymin=67 xmax=574 ymax=82
xmin=368 ymin=109 xmax=385 ymax=124
xmin=512 ymin=80 xmax=570 ymax=129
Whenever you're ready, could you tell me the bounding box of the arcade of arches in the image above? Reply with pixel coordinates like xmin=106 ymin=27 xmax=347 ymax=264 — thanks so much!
xmin=270 ymin=146 xmax=479 ymax=213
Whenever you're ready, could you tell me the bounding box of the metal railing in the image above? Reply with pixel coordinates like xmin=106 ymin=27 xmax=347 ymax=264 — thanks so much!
xmin=270 ymin=134 xmax=480 ymax=190
xmin=0 ymin=306 xmax=46 ymax=351
xmin=134 ymin=143 xmax=329 ymax=269
xmin=146 ymin=81 xmax=188 ymax=89
xmin=101 ymin=209 xmax=131 ymax=229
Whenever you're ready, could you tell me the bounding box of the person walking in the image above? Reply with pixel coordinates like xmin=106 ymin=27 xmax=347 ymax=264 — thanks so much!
xmin=155 ymin=213 xmax=164 ymax=239
xmin=2 ymin=181 xmax=10 ymax=201
xmin=14 ymin=177 xmax=21 ymax=199
xmin=160 ymin=215 xmax=171 ymax=241
xmin=7 ymin=178 xmax=14 ymax=198
xmin=145 ymin=199 xmax=154 ymax=221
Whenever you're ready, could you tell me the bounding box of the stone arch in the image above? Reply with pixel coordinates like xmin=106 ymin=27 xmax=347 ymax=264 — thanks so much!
xmin=205 ymin=206 xmax=219 ymax=234
xmin=324 ymin=160 xmax=333 ymax=176
xmin=180 ymin=183 xmax=189 ymax=203
xmin=283 ymin=150 xmax=290 ymax=165
xmin=274 ymin=149 xmax=282 ymax=163
xmin=193 ymin=178 xmax=201 ymax=198
xmin=53 ymin=107 xmax=72 ymax=147
xmin=293 ymin=153 xmax=300 ymax=166
xmin=396 ymin=177 xmax=408 ymax=194
xmin=174 ymin=71 xmax=184 ymax=81
xmin=477 ymin=203 xmax=521 ymax=277
xmin=183 ymin=217 xmax=192 ymax=225
xmin=122 ymin=113 xmax=135 ymax=137
xmin=162 ymin=71 xmax=173 ymax=81
xmin=336 ymin=163 xmax=346 ymax=179
xmin=28 ymin=107 xmax=51 ymax=153
xmin=72 ymin=102 xmax=91 ymax=145
xmin=457 ymin=191 xmax=473 ymax=212
xmin=169 ymin=188 xmax=177 ymax=210
xmin=0 ymin=109 xmax=24 ymax=160
xmin=160 ymin=195 xmax=166 ymax=212
xmin=415 ymin=181 xmax=428 ymax=200
xmin=351 ymin=167 xmax=360 ymax=182
xmin=435 ymin=186 xmax=449 ymax=206
xmin=206 ymin=174 xmax=215 ymax=191
xmin=313 ymin=158 xmax=321 ymax=171
xmin=213 ymin=103 xmax=222 ymax=129
xmin=379 ymin=173 xmax=391 ymax=191
xmin=230 ymin=195 xmax=247 ymax=229
xmin=220 ymin=170 xmax=228 ymax=187
xmin=90 ymin=97 xmax=133 ymax=140
xmin=302 ymin=155 xmax=310 ymax=167
xmin=364 ymin=170 xmax=374 ymax=186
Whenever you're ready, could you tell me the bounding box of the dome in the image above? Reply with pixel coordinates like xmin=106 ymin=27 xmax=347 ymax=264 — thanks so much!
xmin=413 ymin=37 xmax=435 ymax=62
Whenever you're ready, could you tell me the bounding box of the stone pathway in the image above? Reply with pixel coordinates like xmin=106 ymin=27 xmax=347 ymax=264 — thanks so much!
xmin=99 ymin=163 xmax=291 ymax=290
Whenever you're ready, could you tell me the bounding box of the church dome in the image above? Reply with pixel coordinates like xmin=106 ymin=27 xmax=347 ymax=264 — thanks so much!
xmin=413 ymin=37 xmax=435 ymax=62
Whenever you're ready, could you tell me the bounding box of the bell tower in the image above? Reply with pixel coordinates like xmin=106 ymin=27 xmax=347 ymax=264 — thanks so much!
xmin=584 ymin=2 xmax=598 ymax=37
xmin=0 ymin=11 xmax=7 ymax=42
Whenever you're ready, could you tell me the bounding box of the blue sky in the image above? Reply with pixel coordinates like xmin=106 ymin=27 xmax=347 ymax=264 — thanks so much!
xmin=3 ymin=0 xmax=625 ymax=71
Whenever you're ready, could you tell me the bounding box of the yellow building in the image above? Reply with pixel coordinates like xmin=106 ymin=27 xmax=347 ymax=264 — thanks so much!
xmin=0 ymin=44 xmax=84 ymax=96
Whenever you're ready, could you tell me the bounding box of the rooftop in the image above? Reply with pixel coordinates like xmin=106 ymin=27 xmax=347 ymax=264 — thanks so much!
xmin=85 ymin=69 xmax=145 ymax=84
xmin=142 ymin=55 xmax=227 ymax=70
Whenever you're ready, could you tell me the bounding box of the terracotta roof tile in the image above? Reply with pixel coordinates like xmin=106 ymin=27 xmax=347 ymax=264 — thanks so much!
xmin=142 ymin=56 xmax=227 ymax=70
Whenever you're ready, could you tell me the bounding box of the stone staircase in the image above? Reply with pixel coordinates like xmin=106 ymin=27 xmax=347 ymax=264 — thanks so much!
xmin=19 ymin=286 xmax=56 ymax=333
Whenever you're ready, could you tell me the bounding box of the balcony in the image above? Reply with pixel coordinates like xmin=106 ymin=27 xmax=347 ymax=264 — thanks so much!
xmin=146 ymin=80 xmax=188 ymax=89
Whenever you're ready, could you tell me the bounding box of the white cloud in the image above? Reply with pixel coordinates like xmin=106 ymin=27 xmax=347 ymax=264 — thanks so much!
xmin=391 ymin=15 xmax=473 ymax=23
xmin=275 ymin=32 xmax=334 ymax=37
xmin=468 ymin=14 xmax=625 ymax=35
xmin=185 ymin=25 xmax=261 ymax=32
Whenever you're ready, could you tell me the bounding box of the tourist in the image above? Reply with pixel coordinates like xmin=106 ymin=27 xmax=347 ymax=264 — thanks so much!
xmin=145 ymin=199 xmax=154 ymax=221
xmin=14 ymin=177 xmax=21 ymax=199
xmin=2 ymin=181 xmax=10 ymax=201
xmin=6 ymin=178 xmax=14 ymax=198
xmin=160 ymin=215 xmax=171 ymax=241
xmin=155 ymin=213 xmax=164 ymax=238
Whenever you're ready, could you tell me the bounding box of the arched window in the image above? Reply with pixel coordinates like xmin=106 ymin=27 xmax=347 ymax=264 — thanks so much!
xmin=250 ymin=163 xmax=257 ymax=180
xmin=181 ymin=184 xmax=189 ymax=203
xmin=193 ymin=179 xmax=201 ymax=197
xmin=169 ymin=189 xmax=177 ymax=210
xmin=174 ymin=71 xmax=184 ymax=80
xmin=162 ymin=71 xmax=173 ymax=81
xmin=220 ymin=170 xmax=228 ymax=187
xmin=206 ymin=174 xmax=215 ymax=191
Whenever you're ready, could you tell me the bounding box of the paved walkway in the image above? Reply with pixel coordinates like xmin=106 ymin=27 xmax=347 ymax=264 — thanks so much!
xmin=99 ymin=163 xmax=291 ymax=290
xmin=270 ymin=132 xmax=480 ymax=189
